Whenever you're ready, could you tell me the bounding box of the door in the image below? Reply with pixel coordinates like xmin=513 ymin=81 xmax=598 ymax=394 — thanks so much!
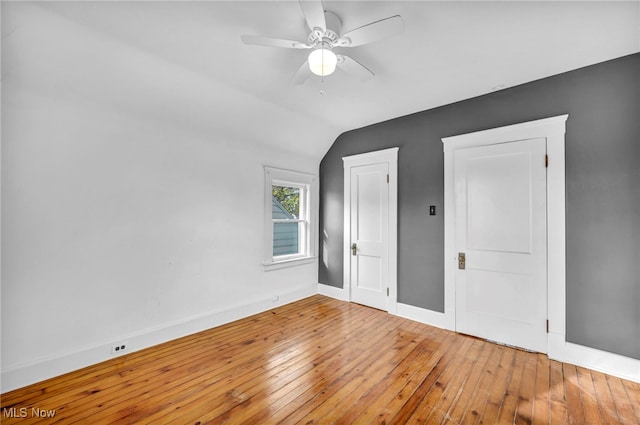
xmin=454 ymin=138 xmax=547 ymax=353
xmin=349 ymin=162 xmax=389 ymax=310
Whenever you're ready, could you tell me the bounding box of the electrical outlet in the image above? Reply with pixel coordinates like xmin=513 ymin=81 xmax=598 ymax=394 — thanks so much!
xmin=111 ymin=341 xmax=128 ymax=355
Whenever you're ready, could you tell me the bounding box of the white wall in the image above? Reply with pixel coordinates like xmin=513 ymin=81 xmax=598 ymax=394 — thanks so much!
xmin=1 ymin=52 xmax=319 ymax=392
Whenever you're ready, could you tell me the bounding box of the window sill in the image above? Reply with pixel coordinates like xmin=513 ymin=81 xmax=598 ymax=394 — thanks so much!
xmin=263 ymin=256 xmax=317 ymax=271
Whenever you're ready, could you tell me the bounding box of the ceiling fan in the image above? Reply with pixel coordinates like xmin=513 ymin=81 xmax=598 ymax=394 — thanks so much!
xmin=241 ymin=0 xmax=404 ymax=85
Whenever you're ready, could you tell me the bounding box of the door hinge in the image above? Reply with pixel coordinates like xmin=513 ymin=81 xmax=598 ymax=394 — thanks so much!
xmin=387 ymin=287 xmax=389 ymax=296
xmin=545 ymin=154 xmax=549 ymax=168
xmin=386 ymin=174 xmax=389 ymax=183
xmin=546 ymin=319 xmax=549 ymax=333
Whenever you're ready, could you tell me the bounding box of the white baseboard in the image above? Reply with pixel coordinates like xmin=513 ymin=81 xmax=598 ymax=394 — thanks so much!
xmin=317 ymin=282 xmax=348 ymax=301
xmin=398 ymin=303 xmax=639 ymax=383
xmin=1 ymin=285 xmax=315 ymax=393
xmin=396 ymin=302 xmax=450 ymax=330
xmin=4 ymin=285 xmax=637 ymax=393
xmin=548 ymin=332 xmax=639 ymax=383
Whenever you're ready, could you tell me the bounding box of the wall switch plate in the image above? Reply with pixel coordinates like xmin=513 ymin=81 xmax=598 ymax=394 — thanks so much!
xmin=429 ymin=205 xmax=436 ymax=215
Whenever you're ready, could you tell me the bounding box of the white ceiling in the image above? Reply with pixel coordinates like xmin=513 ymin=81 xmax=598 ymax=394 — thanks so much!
xmin=3 ymin=1 xmax=639 ymax=159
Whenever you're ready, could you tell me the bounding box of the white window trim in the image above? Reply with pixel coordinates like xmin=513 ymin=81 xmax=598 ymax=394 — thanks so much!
xmin=263 ymin=166 xmax=317 ymax=271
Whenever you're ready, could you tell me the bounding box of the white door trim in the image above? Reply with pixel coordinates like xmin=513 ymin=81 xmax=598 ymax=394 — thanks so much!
xmin=343 ymin=148 xmax=398 ymax=314
xmin=442 ymin=115 xmax=568 ymax=359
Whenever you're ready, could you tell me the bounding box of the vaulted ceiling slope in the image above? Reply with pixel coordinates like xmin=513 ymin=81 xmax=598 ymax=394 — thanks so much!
xmin=3 ymin=1 xmax=639 ymax=159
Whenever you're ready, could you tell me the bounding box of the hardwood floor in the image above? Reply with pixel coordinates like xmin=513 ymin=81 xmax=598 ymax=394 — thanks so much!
xmin=2 ymin=295 xmax=639 ymax=424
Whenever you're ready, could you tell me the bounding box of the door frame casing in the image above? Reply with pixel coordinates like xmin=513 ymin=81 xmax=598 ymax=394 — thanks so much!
xmin=442 ymin=115 xmax=568 ymax=358
xmin=343 ymin=147 xmax=399 ymax=313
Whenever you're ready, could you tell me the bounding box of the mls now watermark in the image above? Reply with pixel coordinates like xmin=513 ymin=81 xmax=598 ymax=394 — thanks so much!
xmin=3 ymin=407 xmax=57 ymax=418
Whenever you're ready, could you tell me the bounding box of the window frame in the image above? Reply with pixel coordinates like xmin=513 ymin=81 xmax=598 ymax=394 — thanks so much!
xmin=263 ymin=166 xmax=316 ymax=270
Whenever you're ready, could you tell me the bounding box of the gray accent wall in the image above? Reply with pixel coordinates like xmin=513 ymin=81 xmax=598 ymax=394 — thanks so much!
xmin=318 ymin=53 xmax=639 ymax=360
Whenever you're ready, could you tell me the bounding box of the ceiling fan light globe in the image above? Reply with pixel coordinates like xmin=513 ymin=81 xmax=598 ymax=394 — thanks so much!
xmin=308 ymin=48 xmax=337 ymax=76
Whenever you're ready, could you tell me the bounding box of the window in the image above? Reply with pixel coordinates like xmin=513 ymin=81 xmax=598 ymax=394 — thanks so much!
xmin=264 ymin=167 xmax=316 ymax=270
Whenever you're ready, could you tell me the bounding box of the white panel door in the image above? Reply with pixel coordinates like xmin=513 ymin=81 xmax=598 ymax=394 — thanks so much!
xmin=455 ymin=138 xmax=547 ymax=353
xmin=350 ymin=163 xmax=389 ymax=310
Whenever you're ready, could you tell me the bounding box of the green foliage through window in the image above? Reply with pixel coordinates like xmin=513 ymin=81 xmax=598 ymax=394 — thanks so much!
xmin=272 ymin=186 xmax=300 ymax=218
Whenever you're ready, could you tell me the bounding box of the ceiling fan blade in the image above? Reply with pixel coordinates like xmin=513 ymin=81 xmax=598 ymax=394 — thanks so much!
xmin=241 ymin=35 xmax=310 ymax=49
xmin=292 ymin=61 xmax=312 ymax=85
xmin=337 ymin=15 xmax=404 ymax=47
xmin=336 ymin=54 xmax=374 ymax=82
xmin=299 ymin=0 xmax=326 ymax=34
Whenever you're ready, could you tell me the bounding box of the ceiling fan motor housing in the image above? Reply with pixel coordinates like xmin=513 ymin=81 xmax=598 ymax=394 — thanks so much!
xmin=307 ymin=11 xmax=341 ymax=48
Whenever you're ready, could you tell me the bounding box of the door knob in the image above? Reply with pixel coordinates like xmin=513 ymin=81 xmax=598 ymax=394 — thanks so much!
xmin=352 ymin=243 xmax=357 ymax=256
xmin=458 ymin=252 xmax=466 ymax=270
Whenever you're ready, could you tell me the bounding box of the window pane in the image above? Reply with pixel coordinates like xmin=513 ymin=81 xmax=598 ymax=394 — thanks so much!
xmin=272 ymin=186 xmax=300 ymax=219
xmin=264 ymin=167 xmax=314 ymax=266
xmin=273 ymin=222 xmax=299 ymax=256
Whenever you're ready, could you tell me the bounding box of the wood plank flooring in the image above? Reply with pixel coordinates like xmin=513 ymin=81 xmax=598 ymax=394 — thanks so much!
xmin=2 ymin=295 xmax=639 ymax=424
